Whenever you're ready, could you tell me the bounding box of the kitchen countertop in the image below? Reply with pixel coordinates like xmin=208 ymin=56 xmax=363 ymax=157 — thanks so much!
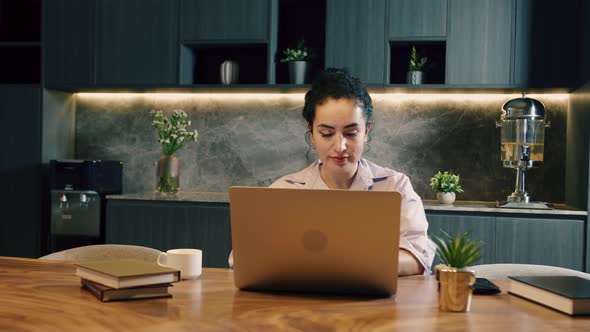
xmin=107 ymin=191 xmax=230 ymax=203
xmin=107 ymin=192 xmax=587 ymax=216
xmin=422 ymin=200 xmax=587 ymax=216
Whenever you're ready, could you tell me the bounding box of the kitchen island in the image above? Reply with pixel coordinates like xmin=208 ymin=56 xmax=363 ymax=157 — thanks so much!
xmin=106 ymin=192 xmax=588 ymax=271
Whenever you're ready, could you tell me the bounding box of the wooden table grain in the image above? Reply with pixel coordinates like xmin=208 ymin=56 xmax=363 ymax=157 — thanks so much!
xmin=0 ymin=257 xmax=588 ymax=331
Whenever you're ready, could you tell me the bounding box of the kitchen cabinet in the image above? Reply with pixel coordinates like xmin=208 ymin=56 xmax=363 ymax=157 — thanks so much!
xmin=0 ymin=0 xmax=43 ymax=258
xmin=427 ymin=211 xmax=586 ymax=271
xmin=426 ymin=212 xmax=495 ymax=265
xmin=446 ymin=0 xmax=514 ymax=85
xmin=179 ymin=0 xmax=275 ymax=84
xmin=387 ymin=0 xmax=447 ymax=39
xmin=45 ymin=0 xmax=179 ymax=87
xmin=325 ymin=0 xmax=386 ymax=84
xmin=95 ymin=0 xmax=179 ymax=85
xmin=0 ymin=86 xmax=42 ymax=258
xmin=106 ymin=199 xmax=232 ymax=268
xmin=513 ymin=0 xmax=580 ymax=87
xmin=180 ymin=0 xmax=270 ymax=41
xmin=44 ymin=0 xmax=95 ymax=87
xmin=495 ymin=216 xmax=584 ymax=270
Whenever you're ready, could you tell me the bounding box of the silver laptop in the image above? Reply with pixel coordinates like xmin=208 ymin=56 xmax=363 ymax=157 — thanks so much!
xmin=229 ymin=186 xmax=401 ymax=297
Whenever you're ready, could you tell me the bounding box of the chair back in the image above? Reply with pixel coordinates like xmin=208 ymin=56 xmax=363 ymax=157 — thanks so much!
xmin=470 ymin=264 xmax=590 ymax=280
xmin=39 ymin=244 xmax=161 ymax=263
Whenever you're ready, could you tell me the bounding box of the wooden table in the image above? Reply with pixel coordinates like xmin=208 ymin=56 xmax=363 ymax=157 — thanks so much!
xmin=0 ymin=257 xmax=588 ymax=331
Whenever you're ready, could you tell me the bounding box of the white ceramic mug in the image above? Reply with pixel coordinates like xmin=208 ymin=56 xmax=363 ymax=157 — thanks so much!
xmin=157 ymin=248 xmax=202 ymax=280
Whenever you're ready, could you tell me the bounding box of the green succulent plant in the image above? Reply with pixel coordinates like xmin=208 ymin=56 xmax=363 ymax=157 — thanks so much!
xmin=408 ymin=46 xmax=427 ymax=71
xmin=432 ymin=231 xmax=482 ymax=269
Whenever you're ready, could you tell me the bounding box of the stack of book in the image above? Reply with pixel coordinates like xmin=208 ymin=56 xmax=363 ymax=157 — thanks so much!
xmin=75 ymin=260 xmax=181 ymax=302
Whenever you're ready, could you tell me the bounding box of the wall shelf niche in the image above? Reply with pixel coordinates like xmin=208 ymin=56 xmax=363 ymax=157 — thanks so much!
xmin=276 ymin=0 xmax=325 ymax=84
xmin=389 ymin=41 xmax=446 ymax=85
xmin=0 ymin=0 xmax=41 ymax=84
xmin=180 ymin=43 xmax=268 ymax=85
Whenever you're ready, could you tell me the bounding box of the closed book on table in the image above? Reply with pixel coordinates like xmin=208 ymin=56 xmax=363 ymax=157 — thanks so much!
xmin=509 ymin=276 xmax=590 ymax=316
xmin=75 ymin=260 xmax=180 ymax=289
xmin=81 ymin=278 xmax=172 ymax=302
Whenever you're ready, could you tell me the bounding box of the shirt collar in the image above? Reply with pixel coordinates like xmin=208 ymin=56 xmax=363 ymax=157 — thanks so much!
xmin=318 ymin=159 xmax=376 ymax=190
xmin=282 ymin=159 xmax=393 ymax=190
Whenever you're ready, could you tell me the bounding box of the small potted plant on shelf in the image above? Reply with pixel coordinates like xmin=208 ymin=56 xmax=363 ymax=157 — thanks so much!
xmin=407 ymin=45 xmax=427 ymax=84
xmin=280 ymin=38 xmax=313 ymax=84
xmin=432 ymin=231 xmax=482 ymax=312
xmin=430 ymin=171 xmax=463 ymax=205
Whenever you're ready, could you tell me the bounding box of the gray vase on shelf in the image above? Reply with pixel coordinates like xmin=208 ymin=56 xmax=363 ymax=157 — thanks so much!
xmin=288 ymin=61 xmax=310 ymax=84
xmin=220 ymin=60 xmax=239 ymax=85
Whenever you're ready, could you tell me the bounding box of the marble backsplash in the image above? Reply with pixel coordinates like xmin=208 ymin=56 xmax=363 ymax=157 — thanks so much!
xmin=75 ymin=93 xmax=567 ymax=203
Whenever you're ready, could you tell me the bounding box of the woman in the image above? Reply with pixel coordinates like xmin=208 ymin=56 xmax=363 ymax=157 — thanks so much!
xmin=269 ymin=68 xmax=435 ymax=276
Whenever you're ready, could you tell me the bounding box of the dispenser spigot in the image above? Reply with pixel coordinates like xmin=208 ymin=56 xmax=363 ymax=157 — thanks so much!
xmin=59 ymin=193 xmax=69 ymax=209
xmin=521 ymin=145 xmax=530 ymax=162
xmin=79 ymin=193 xmax=90 ymax=208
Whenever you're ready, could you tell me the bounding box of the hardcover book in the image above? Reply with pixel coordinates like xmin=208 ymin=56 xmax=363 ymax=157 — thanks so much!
xmin=75 ymin=260 xmax=180 ymax=289
xmin=81 ymin=278 xmax=172 ymax=302
xmin=509 ymin=276 xmax=590 ymax=316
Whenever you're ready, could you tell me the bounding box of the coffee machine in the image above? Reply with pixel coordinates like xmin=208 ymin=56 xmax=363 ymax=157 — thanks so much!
xmin=48 ymin=160 xmax=123 ymax=253
xmin=495 ymin=94 xmax=551 ymax=209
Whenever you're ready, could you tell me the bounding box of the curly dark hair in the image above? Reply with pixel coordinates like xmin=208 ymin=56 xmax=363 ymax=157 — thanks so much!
xmin=302 ymin=68 xmax=373 ymax=127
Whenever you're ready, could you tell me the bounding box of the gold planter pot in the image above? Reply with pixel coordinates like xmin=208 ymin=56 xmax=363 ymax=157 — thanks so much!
xmin=157 ymin=155 xmax=180 ymax=194
xmin=437 ymin=266 xmax=476 ymax=312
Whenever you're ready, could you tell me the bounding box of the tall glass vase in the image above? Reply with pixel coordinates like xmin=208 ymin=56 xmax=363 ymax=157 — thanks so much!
xmin=157 ymin=155 xmax=180 ymax=194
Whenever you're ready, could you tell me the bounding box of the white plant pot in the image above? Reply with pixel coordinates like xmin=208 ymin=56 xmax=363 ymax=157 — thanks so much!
xmin=437 ymin=192 xmax=456 ymax=205
xmin=289 ymin=61 xmax=310 ymax=84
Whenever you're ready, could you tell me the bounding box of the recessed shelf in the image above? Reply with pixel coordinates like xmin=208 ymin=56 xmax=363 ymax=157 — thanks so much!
xmin=0 ymin=46 xmax=41 ymax=84
xmin=389 ymin=41 xmax=446 ymax=84
xmin=0 ymin=0 xmax=41 ymax=42
xmin=276 ymin=0 xmax=326 ymax=84
xmin=180 ymin=44 xmax=268 ymax=85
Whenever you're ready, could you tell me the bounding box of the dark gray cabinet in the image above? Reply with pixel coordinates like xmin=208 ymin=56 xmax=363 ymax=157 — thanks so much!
xmin=95 ymin=0 xmax=179 ymax=85
xmin=427 ymin=211 xmax=586 ymax=271
xmin=513 ymin=0 xmax=580 ymax=87
xmin=0 ymin=86 xmax=42 ymax=258
xmin=45 ymin=0 xmax=179 ymax=86
xmin=387 ymin=0 xmax=447 ymax=38
xmin=325 ymin=0 xmax=386 ymax=84
xmin=427 ymin=212 xmax=495 ymax=265
xmin=44 ymin=0 xmax=95 ymax=86
xmin=495 ymin=216 xmax=584 ymax=270
xmin=106 ymin=200 xmax=232 ymax=268
xmin=446 ymin=0 xmax=514 ymax=85
xmin=180 ymin=0 xmax=270 ymax=41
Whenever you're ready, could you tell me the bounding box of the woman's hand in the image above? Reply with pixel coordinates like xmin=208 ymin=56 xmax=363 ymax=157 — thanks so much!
xmin=398 ymin=249 xmax=424 ymax=276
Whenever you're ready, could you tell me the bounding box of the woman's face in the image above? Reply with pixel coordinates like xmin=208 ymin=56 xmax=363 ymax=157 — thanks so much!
xmin=310 ymin=97 xmax=371 ymax=176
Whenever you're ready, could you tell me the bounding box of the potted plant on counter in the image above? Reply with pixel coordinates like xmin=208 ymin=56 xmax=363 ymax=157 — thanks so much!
xmin=430 ymin=171 xmax=463 ymax=205
xmin=407 ymin=45 xmax=427 ymax=84
xmin=280 ymin=38 xmax=313 ymax=84
xmin=433 ymin=231 xmax=482 ymax=312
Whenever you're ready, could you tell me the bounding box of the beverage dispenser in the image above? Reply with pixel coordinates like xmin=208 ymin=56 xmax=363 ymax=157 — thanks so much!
xmin=496 ymin=94 xmax=550 ymax=209
xmin=48 ymin=160 xmax=122 ymax=253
